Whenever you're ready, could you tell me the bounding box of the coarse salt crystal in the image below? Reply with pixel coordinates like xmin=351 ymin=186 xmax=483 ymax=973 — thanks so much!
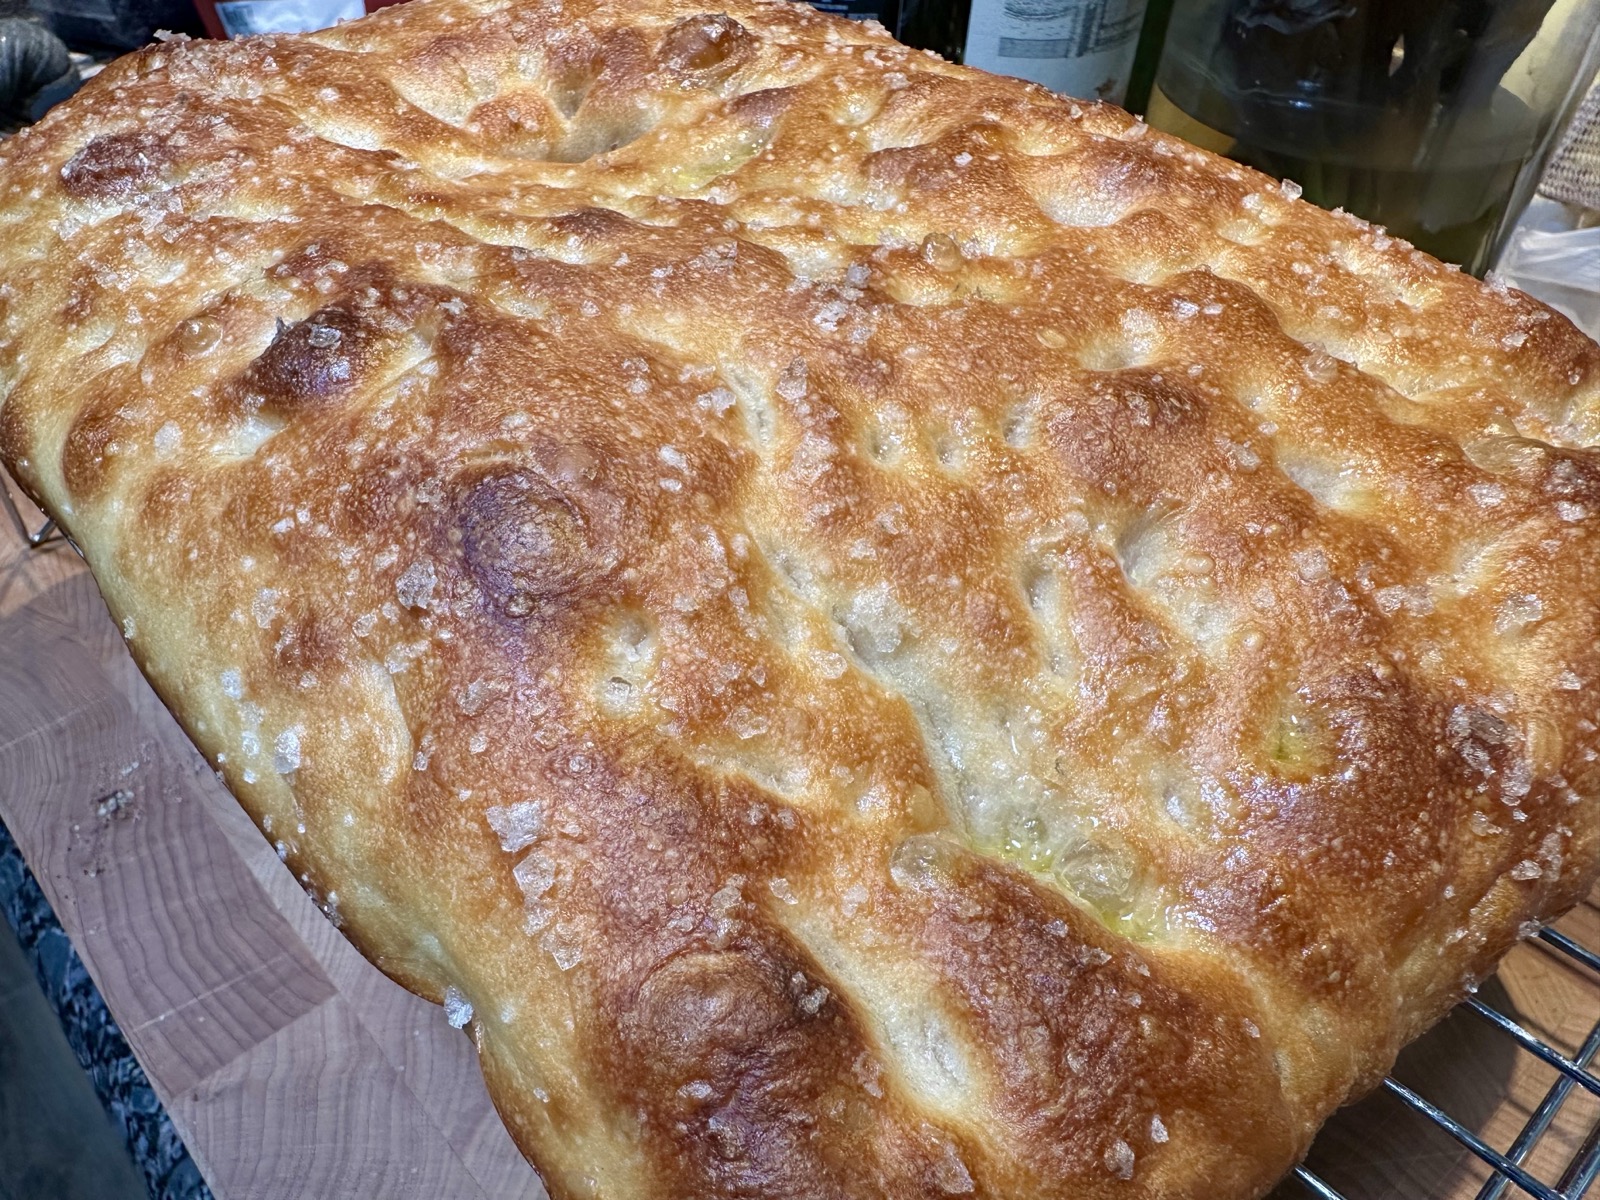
xmin=486 ymin=801 xmax=543 ymax=852
xmin=443 ymin=985 xmax=473 ymax=1028
xmin=273 ymin=727 xmax=301 ymax=773
xmin=769 ymin=877 xmax=799 ymax=904
xmin=1104 ymin=1139 xmax=1135 ymax=1180
xmin=396 ymin=560 xmax=437 ymax=610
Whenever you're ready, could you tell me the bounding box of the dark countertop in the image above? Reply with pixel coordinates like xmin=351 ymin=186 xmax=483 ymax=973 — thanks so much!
xmin=0 ymin=816 xmax=210 ymax=1200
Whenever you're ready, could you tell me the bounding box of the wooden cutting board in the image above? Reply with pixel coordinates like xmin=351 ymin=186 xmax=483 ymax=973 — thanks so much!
xmin=0 ymin=478 xmax=545 ymax=1199
xmin=1 ymin=472 xmax=1595 ymax=1200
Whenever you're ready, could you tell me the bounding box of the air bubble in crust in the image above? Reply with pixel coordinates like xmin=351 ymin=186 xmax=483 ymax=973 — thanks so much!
xmin=659 ymin=13 xmax=754 ymax=80
xmin=457 ymin=466 xmax=616 ymax=617
xmin=890 ymin=834 xmax=959 ymax=891
xmin=175 ymin=316 xmax=222 ymax=357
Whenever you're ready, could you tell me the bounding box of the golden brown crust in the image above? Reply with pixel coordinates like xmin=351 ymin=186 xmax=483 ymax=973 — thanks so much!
xmin=1 ymin=1 xmax=1598 ymax=1195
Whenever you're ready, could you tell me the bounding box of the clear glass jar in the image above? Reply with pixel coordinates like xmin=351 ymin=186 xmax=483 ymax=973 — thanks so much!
xmin=1145 ymin=0 xmax=1600 ymax=275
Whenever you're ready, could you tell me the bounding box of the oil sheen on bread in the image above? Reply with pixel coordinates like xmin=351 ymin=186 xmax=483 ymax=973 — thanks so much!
xmin=0 ymin=1 xmax=1597 ymax=1196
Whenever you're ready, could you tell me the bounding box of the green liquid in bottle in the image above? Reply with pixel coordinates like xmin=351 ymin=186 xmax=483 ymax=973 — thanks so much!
xmin=1145 ymin=0 xmax=1562 ymax=275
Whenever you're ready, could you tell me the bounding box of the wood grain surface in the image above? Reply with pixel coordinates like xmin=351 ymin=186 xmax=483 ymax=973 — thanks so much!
xmin=0 ymin=476 xmax=544 ymax=1200
xmin=2 ymin=469 xmax=1596 ymax=1200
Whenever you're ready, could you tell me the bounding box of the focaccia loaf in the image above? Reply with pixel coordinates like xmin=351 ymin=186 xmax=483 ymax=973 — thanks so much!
xmin=2 ymin=1 xmax=1599 ymax=1195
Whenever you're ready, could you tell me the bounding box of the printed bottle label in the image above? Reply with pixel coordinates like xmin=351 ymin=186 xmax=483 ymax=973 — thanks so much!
xmin=213 ymin=0 xmax=363 ymax=36
xmin=963 ymin=0 xmax=1146 ymax=103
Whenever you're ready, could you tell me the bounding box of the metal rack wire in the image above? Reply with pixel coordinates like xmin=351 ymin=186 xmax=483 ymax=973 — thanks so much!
xmin=5 ymin=475 xmax=1600 ymax=1199
xmin=0 ymin=480 xmax=63 ymax=550
xmin=1291 ymin=927 xmax=1600 ymax=1200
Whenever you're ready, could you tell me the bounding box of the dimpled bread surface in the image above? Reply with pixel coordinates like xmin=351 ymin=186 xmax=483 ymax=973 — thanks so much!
xmin=1 ymin=0 xmax=1599 ymax=1195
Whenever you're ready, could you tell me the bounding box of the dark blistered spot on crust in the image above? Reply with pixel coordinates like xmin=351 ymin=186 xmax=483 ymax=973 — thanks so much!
xmin=1042 ymin=371 xmax=1223 ymax=508
xmin=618 ymin=945 xmax=909 ymax=1197
xmin=548 ymin=206 xmax=637 ymax=246
xmin=629 ymin=950 xmax=796 ymax=1078
xmin=0 ymin=376 xmax=34 ymax=481
xmin=910 ymin=853 xmax=1297 ymax=1189
xmin=728 ymin=86 xmax=797 ymax=126
xmin=457 ymin=460 xmax=625 ymax=616
xmin=659 ymin=14 xmax=754 ymax=82
xmin=60 ymin=132 xmax=173 ymax=201
xmin=240 ymin=309 xmax=368 ymax=413
xmin=1071 ymin=139 xmax=1169 ymax=210
xmin=138 ymin=471 xmax=196 ymax=529
xmin=231 ymin=262 xmax=448 ymax=418
xmin=61 ymin=379 xmax=140 ymax=500
xmin=866 ymin=142 xmax=962 ymax=195
xmin=274 ymin=607 xmax=351 ymax=676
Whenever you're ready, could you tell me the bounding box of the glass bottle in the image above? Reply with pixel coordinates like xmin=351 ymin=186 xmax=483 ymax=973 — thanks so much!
xmin=1143 ymin=0 xmax=1600 ymax=275
xmin=899 ymin=0 xmax=1151 ymax=104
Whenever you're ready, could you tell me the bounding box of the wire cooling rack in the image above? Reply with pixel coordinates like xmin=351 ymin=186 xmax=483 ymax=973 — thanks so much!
xmin=1289 ymin=924 xmax=1600 ymax=1200
xmin=1 ymin=478 xmax=66 ymax=551
xmin=6 ymin=478 xmax=1600 ymax=1199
